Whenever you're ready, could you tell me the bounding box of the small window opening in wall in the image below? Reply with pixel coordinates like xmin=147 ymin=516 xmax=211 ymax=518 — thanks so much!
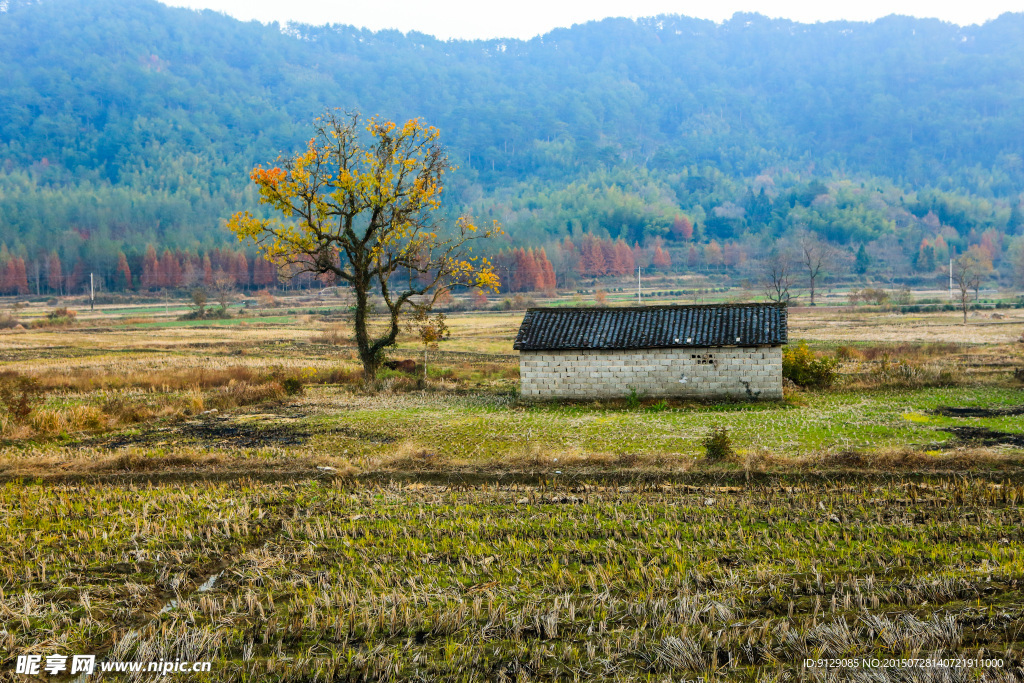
xmin=690 ymin=353 xmax=716 ymax=365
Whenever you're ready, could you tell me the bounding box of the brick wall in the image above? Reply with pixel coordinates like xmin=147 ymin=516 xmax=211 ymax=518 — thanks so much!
xmin=519 ymin=346 xmax=782 ymax=400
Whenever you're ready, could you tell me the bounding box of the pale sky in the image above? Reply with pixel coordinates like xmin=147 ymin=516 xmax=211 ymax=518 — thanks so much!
xmin=160 ymin=0 xmax=1020 ymax=40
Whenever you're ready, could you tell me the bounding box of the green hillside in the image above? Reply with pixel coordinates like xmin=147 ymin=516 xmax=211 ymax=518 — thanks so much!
xmin=1 ymin=0 xmax=1022 ymax=293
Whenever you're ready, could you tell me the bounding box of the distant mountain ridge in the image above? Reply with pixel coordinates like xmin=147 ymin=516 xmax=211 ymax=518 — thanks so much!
xmin=0 ymin=0 xmax=1022 ymax=292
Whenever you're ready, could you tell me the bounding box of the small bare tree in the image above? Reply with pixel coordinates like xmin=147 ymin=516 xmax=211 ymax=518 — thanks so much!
xmin=799 ymin=233 xmax=837 ymax=306
xmin=189 ymin=287 xmax=208 ymax=318
xmin=953 ymin=252 xmax=985 ymax=324
xmin=407 ymin=305 xmax=449 ymax=379
xmin=762 ymin=250 xmax=797 ymax=303
xmin=210 ymin=270 xmax=236 ymax=315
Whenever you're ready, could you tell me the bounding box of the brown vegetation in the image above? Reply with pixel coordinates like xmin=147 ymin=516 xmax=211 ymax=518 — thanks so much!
xmin=310 ymin=323 xmax=348 ymax=345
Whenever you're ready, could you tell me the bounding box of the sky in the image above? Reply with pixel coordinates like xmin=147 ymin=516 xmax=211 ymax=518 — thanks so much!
xmin=160 ymin=0 xmax=1020 ymax=40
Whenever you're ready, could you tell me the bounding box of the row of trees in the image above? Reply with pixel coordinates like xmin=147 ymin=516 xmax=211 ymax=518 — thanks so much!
xmin=758 ymin=232 xmax=1006 ymax=311
xmin=136 ymin=246 xmax=277 ymax=291
xmin=491 ymin=248 xmax=557 ymax=294
xmin=0 ymin=246 xmax=281 ymax=296
xmin=5 ymin=226 xmax=1020 ymax=299
xmin=488 ymin=236 xmax=677 ymax=293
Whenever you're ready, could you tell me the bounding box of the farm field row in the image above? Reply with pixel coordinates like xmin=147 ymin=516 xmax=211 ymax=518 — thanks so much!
xmin=1 ymin=478 xmax=1022 ymax=681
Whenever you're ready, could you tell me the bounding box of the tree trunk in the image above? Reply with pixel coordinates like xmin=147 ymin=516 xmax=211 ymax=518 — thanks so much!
xmin=809 ymin=277 xmax=816 ymax=306
xmin=353 ymin=274 xmax=376 ymax=380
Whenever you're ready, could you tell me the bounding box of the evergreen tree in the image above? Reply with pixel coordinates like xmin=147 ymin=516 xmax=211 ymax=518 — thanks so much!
xmin=855 ymin=244 xmax=870 ymax=274
xmin=1009 ymin=203 xmax=1024 ymax=235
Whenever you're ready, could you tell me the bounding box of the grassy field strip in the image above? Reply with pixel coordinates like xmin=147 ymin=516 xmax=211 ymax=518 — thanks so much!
xmin=3 ymin=384 xmax=1023 ymax=476
xmin=300 ymin=387 xmax=1024 ymax=464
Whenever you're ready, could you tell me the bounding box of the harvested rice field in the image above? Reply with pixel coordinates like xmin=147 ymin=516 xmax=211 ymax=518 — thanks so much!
xmin=2 ymin=478 xmax=1024 ymax=681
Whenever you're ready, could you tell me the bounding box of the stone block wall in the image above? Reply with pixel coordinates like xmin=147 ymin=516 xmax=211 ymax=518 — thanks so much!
xmin=519 ymin=346 xmax=782 ymax=400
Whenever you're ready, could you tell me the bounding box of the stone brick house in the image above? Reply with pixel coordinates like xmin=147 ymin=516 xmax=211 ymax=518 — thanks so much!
xmin=513 ymin=303 xmax=787 ymax=400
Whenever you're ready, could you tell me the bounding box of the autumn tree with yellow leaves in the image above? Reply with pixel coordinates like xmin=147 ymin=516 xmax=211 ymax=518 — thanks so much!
xmin=228 ymin=111 xmax=501 ymax=379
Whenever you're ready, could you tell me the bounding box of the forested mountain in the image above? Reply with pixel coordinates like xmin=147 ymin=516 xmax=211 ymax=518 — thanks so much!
xmin=1 ymin=0 xmax=1023 ymax=294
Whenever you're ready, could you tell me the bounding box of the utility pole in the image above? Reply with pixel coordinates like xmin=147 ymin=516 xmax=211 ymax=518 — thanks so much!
xmin=949 ymin=258 xmax=953 ymax=301
xmin=90 ymin=273 xmax=94 ymax=311
xmin=637 ymin=267 xmax=642 ymax=305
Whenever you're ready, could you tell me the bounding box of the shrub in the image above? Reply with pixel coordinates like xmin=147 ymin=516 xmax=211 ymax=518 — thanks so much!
xmin=868 ymin=359 xmax=963 ymax=388
xmin=625 ymin=386 xmax=641 ymax=409
xmin=847 ymin=288 xmax=889 ymax=306
xmin=495 ymin=294 xmax=536 ymax=311
xmin=782 ymin=341 xmax=840 ymax=389
xmin=646 ymin=399 xmax=670 ymax=412
xmin=834 ymin=345 xmax=863 ymax=361
xmin=0 ymin=314 xmax=23 ymax=329
xmin=31 ymin=307 xmax=77 ymax=328
xmin=0 ymin=371 xmax=44 ymax=422
xmin=281 ymin=377 xmax=304 ymax=395
xmin=891 ymin=287 xmax=914 ymax=306
xmin=702 ymin=427 xmax=733 ymax=462
xmin=101 ymin=393 xmax=155 ymax=423
xmin=179 ymin=307 xmax=231 ymax=321
xmin=256 ymin=290 xmax=279 ymax=308
xmin=512 ymin=294 xmax=536 ymax=309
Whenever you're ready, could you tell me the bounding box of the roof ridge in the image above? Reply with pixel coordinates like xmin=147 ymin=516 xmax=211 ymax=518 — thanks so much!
xmin=513 ymin=302 xmax=788 ymax=351
xmin=524 ymin=302 xmax=786 ymax=312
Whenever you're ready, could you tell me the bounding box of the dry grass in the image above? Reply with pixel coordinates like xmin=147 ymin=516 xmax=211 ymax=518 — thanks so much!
xmin=0 ymin=443 xmax=359 ymax=477
xmin=371 ymin=437 xmax=1023 ymax=477
xmin=845 ymin=359 xmax=966 ymax=389
xmin=309 ymin=323 xmax=348 ymax=345
xmin=789 ymin=307 xmax=1024 ymax=344
xmin=372 ymin=439 xmax=688 ymax=474
xmin=33 ymin=365 xmax=263 ymax=392
xmin=0 ymin=379 xmax=290 ymax=440
xmin=22 ymin=363 xmax=371 ymax=394
xmin=374 ymin=439 xmax=453 ymax=470
xmin=30 ymin=404 xmax=107 ymax=433
xmin=0 ymin=314 xmax=23 ymax=329
xmin=736 ymin=445 xmax=1020 ymax=473
xmin=837 ymin=341 xmax=964 ymax=361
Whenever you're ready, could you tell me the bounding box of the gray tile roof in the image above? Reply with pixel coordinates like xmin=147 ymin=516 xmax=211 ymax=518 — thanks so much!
xmin=513 ymin=303 xmax=788 ymax=351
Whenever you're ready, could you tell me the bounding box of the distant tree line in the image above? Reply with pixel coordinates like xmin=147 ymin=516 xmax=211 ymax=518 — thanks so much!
xmin=0 ymin=245 xmax=293 ymax=296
